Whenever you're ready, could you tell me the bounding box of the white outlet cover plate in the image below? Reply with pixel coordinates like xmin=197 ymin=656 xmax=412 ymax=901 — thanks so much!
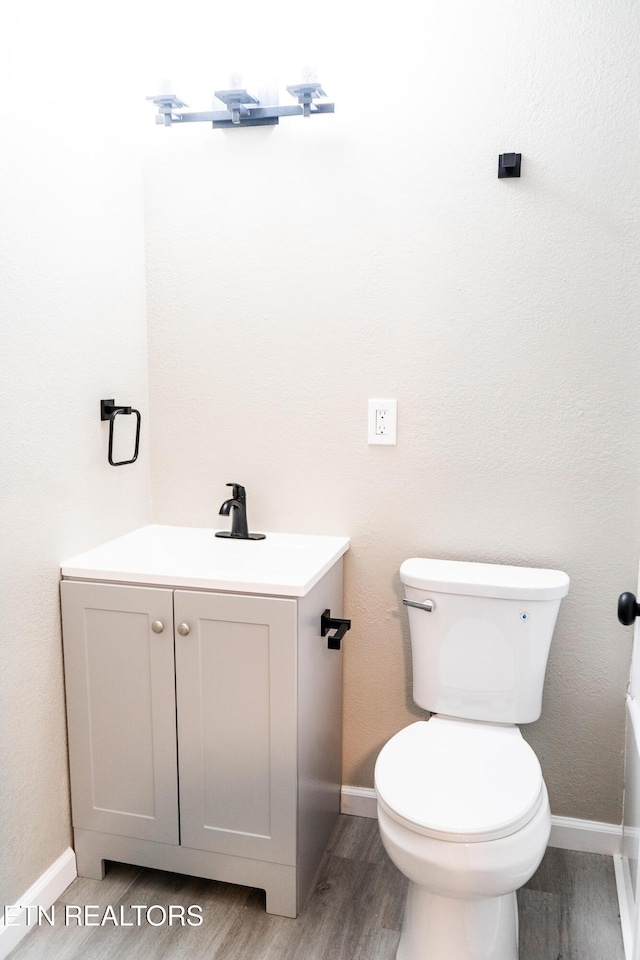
xmin=368 ymin=399 xmax=397 ymax=445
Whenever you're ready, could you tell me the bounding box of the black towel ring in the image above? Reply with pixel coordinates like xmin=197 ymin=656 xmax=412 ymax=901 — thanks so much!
xmin=100 ymin=399 xmax=141 ymax=466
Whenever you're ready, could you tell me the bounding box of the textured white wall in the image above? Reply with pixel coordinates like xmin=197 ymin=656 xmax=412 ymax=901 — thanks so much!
xmin=144 ymin=0 xmax=640 ymax=824
xmin=0 ymin=4 xmax=150 ymax=905
xmin=2 ymin=3 xmax=637 ymax=915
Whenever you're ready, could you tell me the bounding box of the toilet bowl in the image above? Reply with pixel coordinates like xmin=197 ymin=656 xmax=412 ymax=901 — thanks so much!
xmin=376 ymin=557 xmax=569 ymax=960
xmin=375 ymin=717 xmax=551 ymax=960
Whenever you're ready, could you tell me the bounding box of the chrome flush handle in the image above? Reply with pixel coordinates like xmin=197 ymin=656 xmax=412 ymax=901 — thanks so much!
xmin=402 ymin=598 xmax=435 ymax=613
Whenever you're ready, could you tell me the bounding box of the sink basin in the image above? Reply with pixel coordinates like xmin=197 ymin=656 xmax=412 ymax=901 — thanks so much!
xmin=61 ymin=525 xmax=350 ymax=597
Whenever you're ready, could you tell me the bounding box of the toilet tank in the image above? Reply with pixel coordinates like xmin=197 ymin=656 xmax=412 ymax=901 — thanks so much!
xmin=400 ymin=558 xmax=570 ymax=724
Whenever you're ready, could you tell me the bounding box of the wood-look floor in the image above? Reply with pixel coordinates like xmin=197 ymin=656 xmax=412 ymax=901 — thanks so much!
xmin=9 ymin=815 xmax=625 ymax=960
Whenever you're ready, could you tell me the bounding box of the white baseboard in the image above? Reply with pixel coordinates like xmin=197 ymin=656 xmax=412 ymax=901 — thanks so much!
xmin=340 ymin=785 xmax=623 ymax=856
xmin=549 ymin=815 xmax=622 ymax=856
xmin=341 ymin=785 xmax=378 ymax=819
xmin=0 ymin=848 xmax=77 ymax=960
xmin=613 ymin=855 xmax=634 ymax=960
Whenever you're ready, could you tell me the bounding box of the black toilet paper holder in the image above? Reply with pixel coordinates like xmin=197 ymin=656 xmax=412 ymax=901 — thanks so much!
xmin=321 ymin=610 xmax=351 ymax=650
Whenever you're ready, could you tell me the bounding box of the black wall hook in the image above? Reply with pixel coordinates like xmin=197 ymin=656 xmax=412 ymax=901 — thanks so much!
xmin=100 ymin=399 xmax=141 ymax=466
xmin=321 ymin=610 xmax=351 ymax=650
xmin=498 ymin=152 xmax=522 ymax=178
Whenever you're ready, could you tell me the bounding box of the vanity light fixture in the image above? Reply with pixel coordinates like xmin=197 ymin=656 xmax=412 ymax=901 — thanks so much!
xmin=146 ymin=81 xmax=334 ymax=130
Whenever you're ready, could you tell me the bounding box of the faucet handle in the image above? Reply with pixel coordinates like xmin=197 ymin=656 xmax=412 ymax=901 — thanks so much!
xmin=226 ymin=483 xmax=246 ymax=500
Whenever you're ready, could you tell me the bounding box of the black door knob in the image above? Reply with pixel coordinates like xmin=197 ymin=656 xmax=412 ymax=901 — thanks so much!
xmin=618 ymin=592 xmax=640 ymax=626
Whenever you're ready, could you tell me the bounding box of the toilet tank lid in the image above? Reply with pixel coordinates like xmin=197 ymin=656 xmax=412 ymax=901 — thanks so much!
xmin=400 ymin=558 xmax=570 ymax=600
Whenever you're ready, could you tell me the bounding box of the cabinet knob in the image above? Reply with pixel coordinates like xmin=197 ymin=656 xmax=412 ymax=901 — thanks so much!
xmin=177 ymin=623 xmax=191 ymax=637
xmin=151 ymin=620 xmax=165 ymax=634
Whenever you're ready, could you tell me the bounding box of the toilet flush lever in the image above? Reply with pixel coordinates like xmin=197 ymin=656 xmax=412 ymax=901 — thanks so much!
xmin=403 ymin=598 xmax=435 ymax=613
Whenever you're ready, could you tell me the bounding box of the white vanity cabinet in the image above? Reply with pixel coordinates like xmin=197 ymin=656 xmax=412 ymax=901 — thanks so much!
xmin=60 ymin=526 xmax=349 ymax=917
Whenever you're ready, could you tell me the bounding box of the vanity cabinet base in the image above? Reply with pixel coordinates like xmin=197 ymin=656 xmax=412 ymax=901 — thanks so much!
xmin=74 ymin=827 xmax=299 ymax=917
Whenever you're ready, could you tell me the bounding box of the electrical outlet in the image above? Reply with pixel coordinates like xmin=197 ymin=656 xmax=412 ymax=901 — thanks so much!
xmin=368 ymin=399 xmax=397 ymax=445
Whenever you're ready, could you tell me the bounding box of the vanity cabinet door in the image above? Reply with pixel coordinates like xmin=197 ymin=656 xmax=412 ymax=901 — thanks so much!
xmin=174 ymin=590 xmax=298 ymax=864
xmin=60 ymin=581 xmax=179 ymax=844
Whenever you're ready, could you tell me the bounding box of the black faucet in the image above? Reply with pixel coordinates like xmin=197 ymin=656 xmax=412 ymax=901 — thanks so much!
xmin=215 ymin=484 xmax=266 ymax=540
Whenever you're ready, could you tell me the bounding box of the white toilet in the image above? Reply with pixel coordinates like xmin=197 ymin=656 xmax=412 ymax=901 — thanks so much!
xmin=374 ymin=558 xmax=570 ymax=960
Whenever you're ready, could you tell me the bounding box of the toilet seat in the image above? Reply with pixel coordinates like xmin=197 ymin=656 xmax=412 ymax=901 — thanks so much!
xmin=374 ymin=717 xmax=544 ymax=843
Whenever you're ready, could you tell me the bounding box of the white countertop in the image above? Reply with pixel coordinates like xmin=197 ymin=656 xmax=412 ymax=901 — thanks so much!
xmin=61 ymin=525 xmax=350 ymax=597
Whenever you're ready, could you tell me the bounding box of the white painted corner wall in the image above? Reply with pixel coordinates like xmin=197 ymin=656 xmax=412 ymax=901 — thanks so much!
xmin=2 ymin=0 xmax=640 ymax=936
xmin=143 ymin=0 xmax=640 ymax=829
xmin=1 ymin=0 xmax=151 ymax=915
